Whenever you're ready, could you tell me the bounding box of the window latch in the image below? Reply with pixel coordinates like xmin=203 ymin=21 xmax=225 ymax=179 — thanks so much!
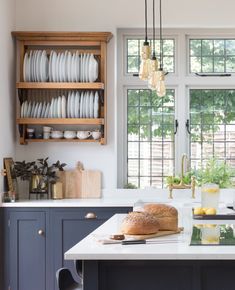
xmin=174 ymin=119 xmax=179 ymax=135
xmin=186 ymin=119 xmax=191 ymax=134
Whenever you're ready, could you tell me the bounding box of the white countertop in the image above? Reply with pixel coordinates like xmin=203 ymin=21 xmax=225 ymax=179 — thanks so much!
xmin=1 ymin=188 xmax=234 ymax=208
xmin=64 ymin=207 xmax=235 ymax=260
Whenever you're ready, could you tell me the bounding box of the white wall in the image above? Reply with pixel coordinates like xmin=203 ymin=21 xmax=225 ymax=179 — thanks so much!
xmin=0 ymin=0 xmax=16 ymax=192
xmin=15 ymin=0 xmax=235 ymax=189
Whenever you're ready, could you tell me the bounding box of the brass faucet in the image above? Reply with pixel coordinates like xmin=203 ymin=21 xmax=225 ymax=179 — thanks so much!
xmin=168 ymin=154 xmax=196 ymax=199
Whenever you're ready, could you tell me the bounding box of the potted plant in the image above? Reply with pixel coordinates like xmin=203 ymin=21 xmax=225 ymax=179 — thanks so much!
xmin=14 ymin=158 xmax=66 ymax=196
xmin=194 ymin=158 xmax=235 ymax=209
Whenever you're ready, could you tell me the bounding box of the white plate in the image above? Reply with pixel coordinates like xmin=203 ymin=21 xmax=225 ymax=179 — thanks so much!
xmin=37 ymin=102 xmax=42 ymax=118
xmin=80 ymin=53 xmax=83 ymax=82
xmin=85 ymin=54 xmax=90 ymax=82
xmin=80 ymin=92 xmax=83 ymax=118
xmin=51 ymin=51 xmax=57 ymax=82
xmin=21 ymin=102 xmax=25 ymax=118
xmin=83 ymin=54 xmax=87 ymax=82
xmin=41 ymin=50 xmax=48 ymax=82
xmin=89 ymin=91 xmax=94 ymax=118
xmin=45 ymin=103 xmax=50 ymax=118
xmin=70 ymin=92 xmax=75 ymax=118
xmin=23 ymin=52 xmax=28 ymax=82
xmin=83 ymin=92 xmax=87 ymax=117
xmin=33 ymin=102 xmax=39 ymax=118
xmin=74 ymin=92 xmax=79 ymax=118
xmin=49 ymin=51 xmax=53 ymax=82
xmin=57 ymin=96 xmax=62 ymax=118
xmin=41 ymin=102 xmax=46 ymax=118
xmin=86 ymin=92 xmax=90 ymax=118
xmin=61 ymin=95 xmax=66 ymax=118
xmin=74 ymin=51 xmax=79 ymax=82
xmin=26 ymin=101 xmax=31 ymax=118
xmin=56 ymin=53 xmax=61 ymax=82
xmin=67 ymin=52 xmax=72 ymax=82
xmin=54 ymin=98 xmax=58 ymax=118
xmin=89 ymin=54 xmax=98 ymax=82
xmin=37 ymin=50 xmax=42 ymax=82
xmin=94 ymin=91 xmax=99 ymax=118
xmin=23 ymin=101 xmax=28 ymax=118
xmin=29 ymin=51 xmax=34 ymax=81
xmin=64 ymin=51 xmax=68 ymax=82
xmin=50 ymin=98 xmax=54 ymax=118
xmin=62 ymin=53 xmax=66 ymax=82
xmin=30 ymin=102 xmax=35 ymax=118
xmin=59 ymin=53 xmax=63 ymax=82
xmin=67 ymin=92 xmax=71 ymax=118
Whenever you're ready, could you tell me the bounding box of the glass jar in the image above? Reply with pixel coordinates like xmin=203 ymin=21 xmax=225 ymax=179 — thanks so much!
xmin=201 ymin=183 xmax=220 ymax=209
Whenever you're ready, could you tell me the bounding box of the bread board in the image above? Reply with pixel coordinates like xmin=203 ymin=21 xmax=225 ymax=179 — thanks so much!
xmin=125 ymin=227 xmax=183 ymax=240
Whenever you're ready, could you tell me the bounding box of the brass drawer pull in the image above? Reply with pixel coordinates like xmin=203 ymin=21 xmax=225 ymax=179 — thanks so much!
xmin=85 ymin=212 xmax=97 ymax=219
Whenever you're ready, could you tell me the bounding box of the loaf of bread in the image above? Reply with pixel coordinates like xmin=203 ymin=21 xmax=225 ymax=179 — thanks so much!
xmin=143 ymin=204 xmax=178 ymax=231
xmin=120 ymin=211 xmax=160 ymax=235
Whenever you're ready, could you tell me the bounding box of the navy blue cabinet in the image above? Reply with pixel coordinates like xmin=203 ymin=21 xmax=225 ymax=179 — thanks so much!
xmin=6 ymin=210 xmax=51 ymax=290
xmin=4 ymin=206 xmax=131 ymax=290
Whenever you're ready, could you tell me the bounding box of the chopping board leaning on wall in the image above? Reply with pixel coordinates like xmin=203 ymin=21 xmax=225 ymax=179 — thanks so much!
xmin=58 ymin=162 xmax=101 ymax=198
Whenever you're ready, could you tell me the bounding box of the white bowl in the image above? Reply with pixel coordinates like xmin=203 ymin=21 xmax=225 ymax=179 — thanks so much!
xmin=64 ymin=131 xmax=76 ymax=139
xmin=51 ymin=131 xmax=63 ymax=139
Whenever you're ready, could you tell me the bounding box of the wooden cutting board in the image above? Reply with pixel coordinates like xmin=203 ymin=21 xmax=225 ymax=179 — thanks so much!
xmin=81 ymin=170 xmax=101 ymax=198
xmin=125 ymin=227 xmax=183 ymax=240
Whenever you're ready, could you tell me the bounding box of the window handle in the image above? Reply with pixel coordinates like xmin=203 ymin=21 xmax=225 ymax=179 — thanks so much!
xmin=195 ymin=72 xmax=231 ymax=77
xmin=186 ymin=119 xmax=191 ymax=134
xmin=174 ymin=119 xmax=179 ymax=135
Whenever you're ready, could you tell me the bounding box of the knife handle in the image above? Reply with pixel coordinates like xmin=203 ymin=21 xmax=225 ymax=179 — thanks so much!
xmin=122 ymin=240 xmax=146 ymax=245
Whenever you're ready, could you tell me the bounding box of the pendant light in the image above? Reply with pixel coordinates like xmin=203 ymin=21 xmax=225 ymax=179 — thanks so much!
xmin=156 ymin=0 xmax=166 ymax=97
xmin=148 ymin=0 xmax=159 ymax=90
xmin=139 ymin=0 xmax=151 ymax=81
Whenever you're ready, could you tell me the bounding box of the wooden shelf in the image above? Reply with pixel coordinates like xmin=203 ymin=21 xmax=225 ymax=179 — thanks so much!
xmin=25 ymin=138 xmax=101 ymax=143
xmin=17 ymin=118 xmax=104 ymax=125
xmin=16 ymin=82 xmax=104 ymax=90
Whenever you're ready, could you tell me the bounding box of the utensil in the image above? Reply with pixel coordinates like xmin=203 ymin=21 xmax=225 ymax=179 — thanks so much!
xmin=100 ymin=239 xmax=184 ymax=245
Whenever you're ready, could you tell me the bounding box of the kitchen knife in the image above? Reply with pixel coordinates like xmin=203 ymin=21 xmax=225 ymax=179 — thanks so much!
xmin=99 ymin=239 xmax=183 ymax=245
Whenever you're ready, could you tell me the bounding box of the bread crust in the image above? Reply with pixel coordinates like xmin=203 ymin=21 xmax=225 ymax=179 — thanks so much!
xmin=121 ymin=211 xmax=160 ymax=235
xmin=143 ymin=204 xmax=178 ymax=231
xmin=143 ymin=203 xmax=178 ymax=218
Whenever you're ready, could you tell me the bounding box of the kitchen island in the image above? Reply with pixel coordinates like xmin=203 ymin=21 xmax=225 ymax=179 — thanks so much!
xmin=65 ymin=208 xmax=235 ymax=290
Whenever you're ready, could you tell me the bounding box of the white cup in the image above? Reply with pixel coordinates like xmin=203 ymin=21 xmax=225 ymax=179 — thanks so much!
xmin=43 ymin=132 xmax=50 ymax=139
xmin=43 ymin=126 xmax=52 ymax=133
xmin=91 ymin=131 xmax=101 ymax=140
xmin=77 ymin=131 xmax=91 ymax=139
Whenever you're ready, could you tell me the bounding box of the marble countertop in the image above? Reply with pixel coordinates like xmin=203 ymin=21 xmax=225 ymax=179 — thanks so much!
xmin=64 ymin=207 xmax=235 ymax=260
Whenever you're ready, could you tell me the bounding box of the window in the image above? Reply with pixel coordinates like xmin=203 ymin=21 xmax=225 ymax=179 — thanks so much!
xmin=189 ymin=39 xmax=235 ymax=73
xmin=127 ymin=38 xmax=175 ymax=74
xmin=127 ymin=89 xmax=175 ymax=188
xmin=117 ymin=29 xmax=235 ymax=189
xmin=190 ymin=89 xmax=235 ymax=169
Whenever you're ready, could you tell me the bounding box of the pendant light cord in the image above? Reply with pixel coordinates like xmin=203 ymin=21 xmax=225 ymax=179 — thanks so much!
xmin=159 ymin=0 xmax=163 ymax=69
xmin=145 ymin=0 xmax=148 ymax=43
xmin=153 ymin=0 xmax=156 ymax=57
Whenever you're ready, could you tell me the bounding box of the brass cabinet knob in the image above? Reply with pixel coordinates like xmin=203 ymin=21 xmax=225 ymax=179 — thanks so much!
xmin=38 ymin=229 xmax=44 ymax=236
xmin=84 ymin=212 xmax=97 ymax=219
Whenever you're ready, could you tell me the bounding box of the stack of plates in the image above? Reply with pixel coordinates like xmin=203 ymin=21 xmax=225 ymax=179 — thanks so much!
xmin=67 ymin=91 xmax=99 ymax=118
xmin=48 ymin=51 xmax=98 ymax=83
xmin=20 ymin=91 xmax=99 ymax=119
xmin=23 ymin=50 xmax=49 ymax=82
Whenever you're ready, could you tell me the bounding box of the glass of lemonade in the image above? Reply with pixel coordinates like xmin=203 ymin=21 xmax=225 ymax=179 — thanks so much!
xmin=201 ymin=183 xmax=220 ymax=209
xmin=201 ymin=225 xmax=220 ymax=245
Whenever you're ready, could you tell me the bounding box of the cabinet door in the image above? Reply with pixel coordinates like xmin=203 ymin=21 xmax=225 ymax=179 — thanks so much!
xmin=9 ymin=211 xmax=46 ymax=290
xmin=51 ymin=207 xmax=131 ymax=290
